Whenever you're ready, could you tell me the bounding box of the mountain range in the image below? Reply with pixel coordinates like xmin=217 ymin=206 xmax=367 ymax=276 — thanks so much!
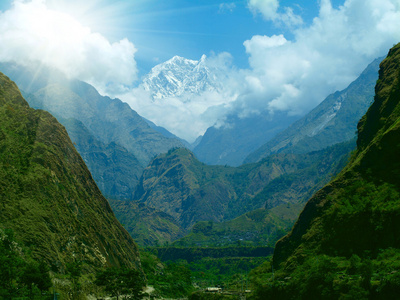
xmin=0 ymin=51 xmax=386 ymax=258
xmin=193 ymin=56 xmax=381 ymax=166
xmin=107 ymin=55 xmax=381 ymax=246
xmin=139 ymin=53 xmax=381 ymax=167
xmin=193 ymin=111 xmax=300 ymax=166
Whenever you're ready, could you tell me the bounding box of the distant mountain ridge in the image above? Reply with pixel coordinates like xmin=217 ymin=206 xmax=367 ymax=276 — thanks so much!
xmin=142 ymin=55 xmax=222 ymax=99
xmin=245 ymin=57 xmax=383 ymax=163
xmin=193 ymin=111 xmax=300 ymax=166
xmin=28 ymin=80 xmax=184 ymax=166
xmin=132 ymin=141 xmax=353 ymax=230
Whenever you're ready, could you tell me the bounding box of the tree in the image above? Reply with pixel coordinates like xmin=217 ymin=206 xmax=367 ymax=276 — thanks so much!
xmin=66 ymin=261 xmax=82 ymax=299
xmin=21 ymin=261 xmax=52 ymax=299
xmin=0 ymin=229 xmax=24 ymax=298
xmin=95 ymin=267 xmax=145 ymax=300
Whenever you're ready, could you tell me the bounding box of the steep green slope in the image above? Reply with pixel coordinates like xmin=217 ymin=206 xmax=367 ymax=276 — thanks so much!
xmin=109 ymin=199 xmax=187 ymax=247
xmin=245 ymin=57 xmax=382 ymax=163
xmin=134 ymin=140 xmax=353 ymax=229
xmin=253 ymin=43 xmax=400 ymax=299
xmin=0 ymin=73 xmax=140 ymax=271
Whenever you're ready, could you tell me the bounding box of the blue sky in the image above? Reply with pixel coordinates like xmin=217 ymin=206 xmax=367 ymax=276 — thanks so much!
xmin=105 ymin=0 xmax=342 ymax=75
xmin=114 ymin=0 xmax=324 ymax=74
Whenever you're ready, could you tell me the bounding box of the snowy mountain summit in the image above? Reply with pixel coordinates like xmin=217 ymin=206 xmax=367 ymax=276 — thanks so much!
xmin=142 ymin=55 xmax=222 ymax=99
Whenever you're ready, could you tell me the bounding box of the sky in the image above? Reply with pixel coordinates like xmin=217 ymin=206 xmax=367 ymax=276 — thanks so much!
xmin=0 ymin=0 xmax=339 ymax=76
xmin=0 ymin=0 xmax=399 ymax=141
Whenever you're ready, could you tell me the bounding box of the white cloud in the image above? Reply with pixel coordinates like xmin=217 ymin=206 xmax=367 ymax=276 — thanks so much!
xmin=219 ymin=3 xmax=236 ymax=14
xmin=0 ymin=0 xmax=138 ymax=94
xmin=237 ymin=0 xmax=400 ymax=117
xmin=120 ymin=88 xmax=236 ymax=143
xmin=248 ymin=0 xmax=279 ymax=20
xmin=247 ymin=0 xmax=303 ymax=27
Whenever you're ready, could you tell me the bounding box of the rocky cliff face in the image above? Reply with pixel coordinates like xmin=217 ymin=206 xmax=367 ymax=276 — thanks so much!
xmin=273 ymin=43 xmax=400 ymax=269
xmin=109 ymin=199 xmax=187 ymax=247
xmin=60 ymin=117 xmax=142 ymax=200
xmin=0 ymin=72 xmax=141 ymax=271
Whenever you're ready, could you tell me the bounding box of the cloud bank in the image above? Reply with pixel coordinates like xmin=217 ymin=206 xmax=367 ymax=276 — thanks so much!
xmin=0 ymin=0 xmax=138 ymax=94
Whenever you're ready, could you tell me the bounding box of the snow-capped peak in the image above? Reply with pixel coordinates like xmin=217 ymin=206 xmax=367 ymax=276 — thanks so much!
xmin=141 ymin=55 xmax=222 ymax=100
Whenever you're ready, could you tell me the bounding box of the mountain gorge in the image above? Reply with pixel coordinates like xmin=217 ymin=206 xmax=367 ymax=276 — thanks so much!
xmin=0 ymin=72 xmax=141 ymax=271
xmin=251 ymin=43 xmax=400 ymax=299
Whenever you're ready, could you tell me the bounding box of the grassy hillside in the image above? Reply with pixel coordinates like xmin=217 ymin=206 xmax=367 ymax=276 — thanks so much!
xmin=109 ymin=199 xmax=187 ymax=247
xmin=0 ymin=72 xmax=140 ymax=272
xmin=0 ymin=63 xmax=185 ymax=200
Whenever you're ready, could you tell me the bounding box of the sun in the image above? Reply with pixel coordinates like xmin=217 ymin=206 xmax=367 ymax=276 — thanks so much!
xmin=0 ymin=0 xmax=138 ymax=95
xmin=36 ymin=0 xmax=128 ymax=41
